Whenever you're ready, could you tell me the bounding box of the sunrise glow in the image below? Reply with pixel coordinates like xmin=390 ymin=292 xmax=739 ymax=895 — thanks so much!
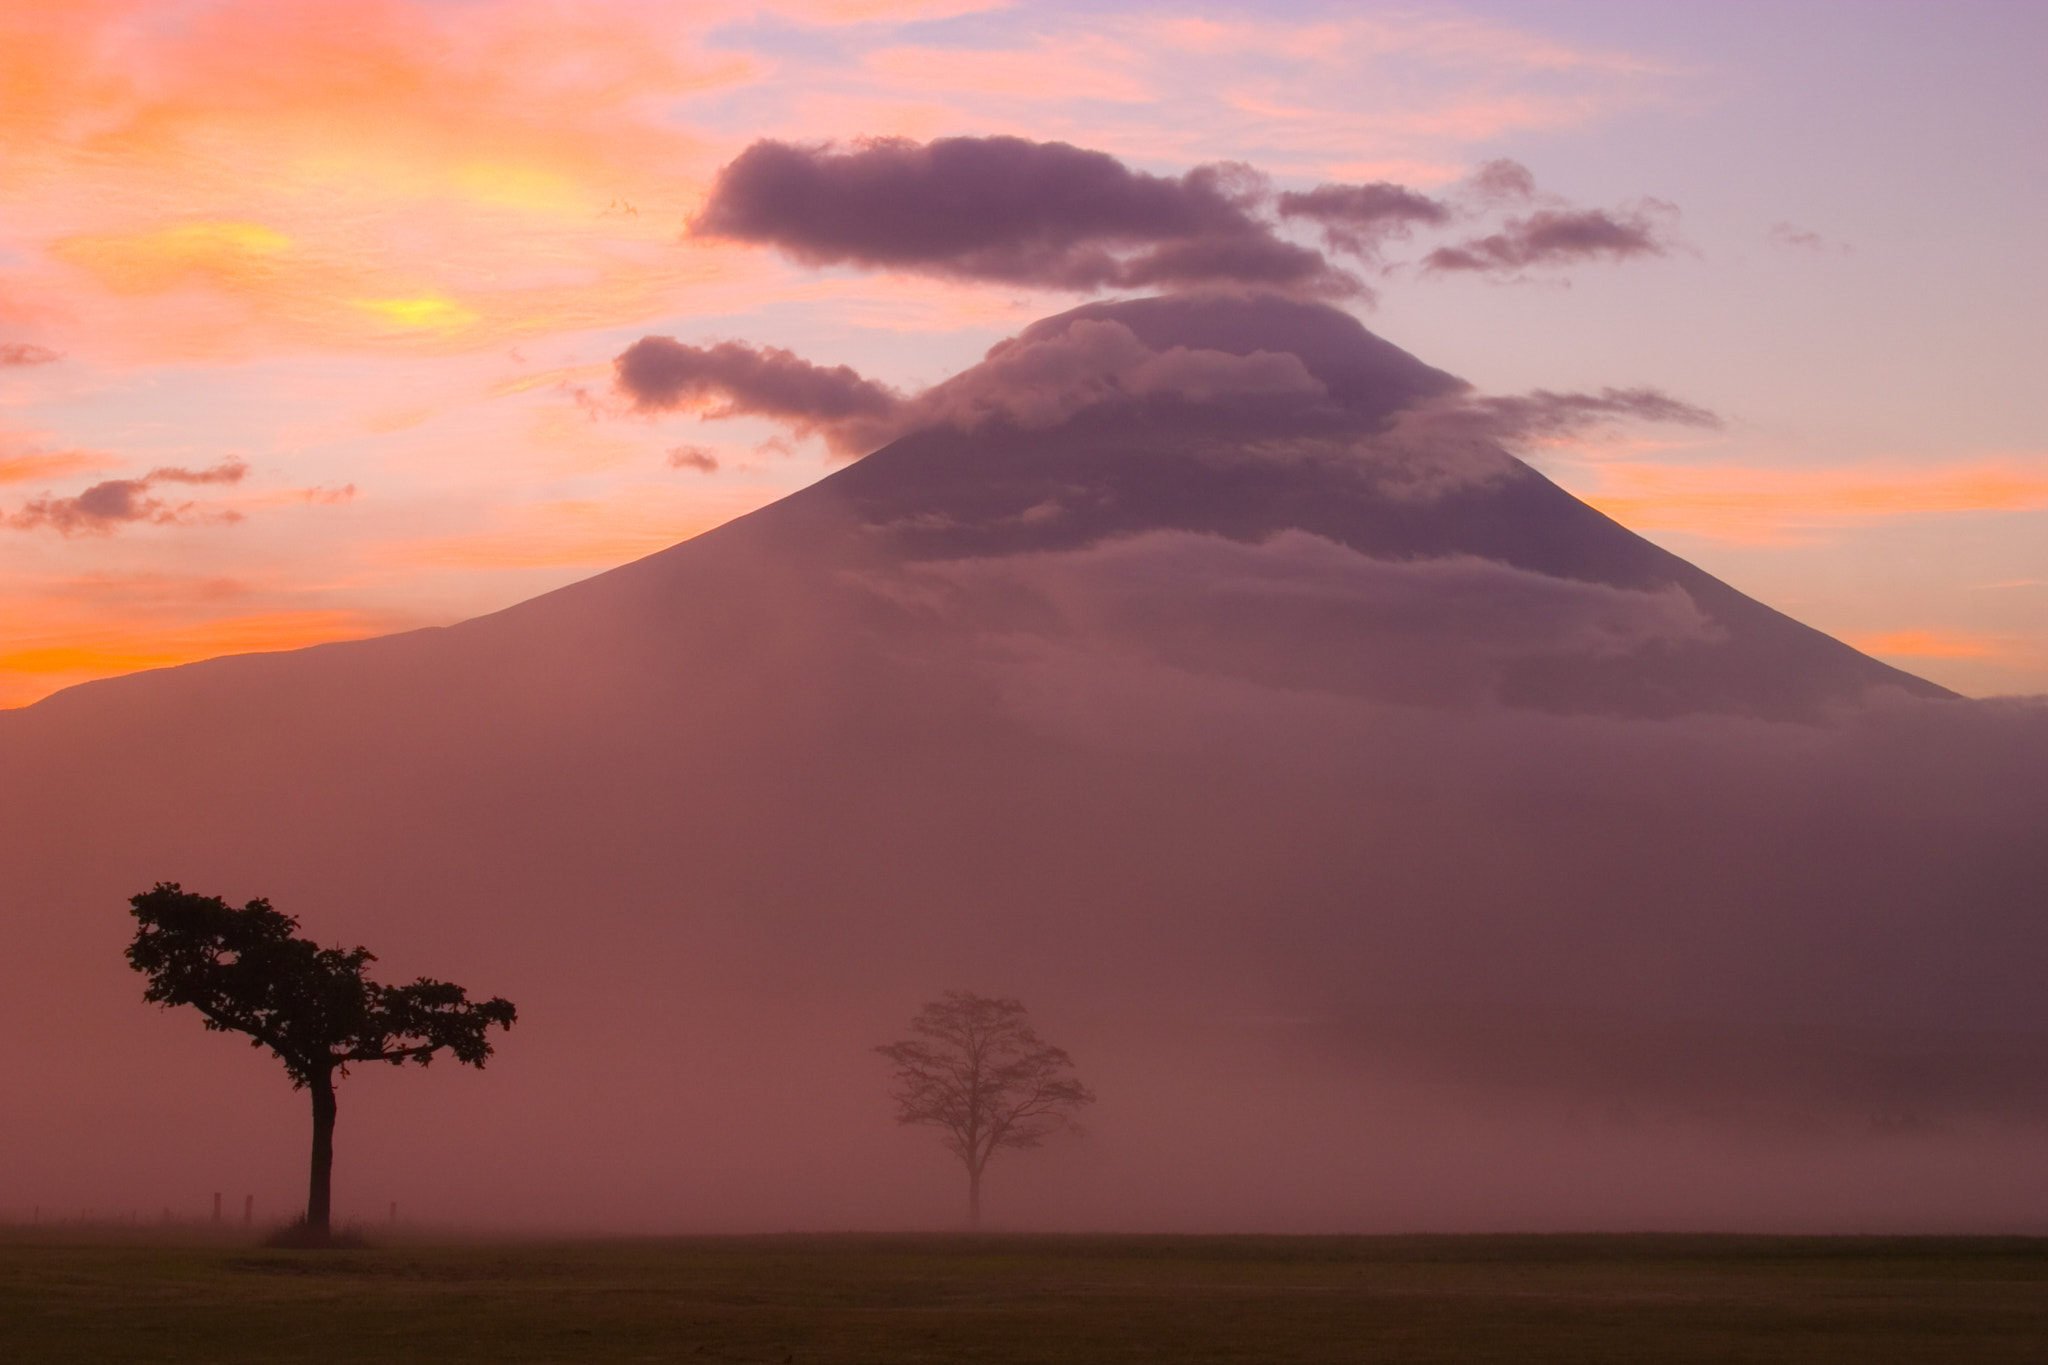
xmin=2 ymin=0 xmax=2042 ymax=711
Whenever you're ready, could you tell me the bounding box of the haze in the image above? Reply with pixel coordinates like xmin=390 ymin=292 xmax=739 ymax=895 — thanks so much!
xmin=1 ymin=2 xmax=2044 ymax=1236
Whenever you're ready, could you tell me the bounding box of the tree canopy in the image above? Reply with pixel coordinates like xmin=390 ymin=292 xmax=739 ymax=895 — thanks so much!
xmin=128 ymin=883 xmax=514 ymax=1084
xmin=126 ymin=882 xmax=515 ymax=1238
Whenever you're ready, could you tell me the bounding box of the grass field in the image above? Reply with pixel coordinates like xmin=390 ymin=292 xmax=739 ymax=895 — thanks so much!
xmin=1 ymin=1229 xmax=2045 ymax=1363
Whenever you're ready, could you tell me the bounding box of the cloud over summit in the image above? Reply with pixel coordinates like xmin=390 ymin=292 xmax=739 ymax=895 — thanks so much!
xmin=910 ymin=317 xmax=1328 ymax=433
xmin=616 ymin=293 xmax=1720 ymax=486
xmin=616 ymin=317 xmax=1330 ymax=457
xmin=885 ymin=528 xmax=1723 ymax=708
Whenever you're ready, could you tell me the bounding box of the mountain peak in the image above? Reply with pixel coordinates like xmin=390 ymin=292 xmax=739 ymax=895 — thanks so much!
xmin=1011 ymin=291 xmax=1466 ymax=421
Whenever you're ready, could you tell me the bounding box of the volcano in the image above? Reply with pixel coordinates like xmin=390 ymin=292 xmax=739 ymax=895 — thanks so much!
xmin=2 ymin=295 xmax=2043 ymax=1233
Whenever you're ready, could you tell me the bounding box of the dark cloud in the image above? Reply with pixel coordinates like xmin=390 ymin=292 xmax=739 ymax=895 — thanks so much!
xmin=0 ymin=342 xmax=61 ymax=366
xmin=615 ymin=337 xmax=902 ymax=456
xmin=8 ymin=459 xmax=247 ymax=534
xmin=1280 ymin=159 xmax=1678 ymax=281
xmin=1462 ymin=157 xmax=1538 ymax=204
xmin=1276 ymin=182 xmax=1451 ymax=256
xmin=1425 ymin=203 xmax=1678 ymax=275
xmin=691 ymin=136 xmax=1359 ymax=297
xmin=1113 ymin=231 xmax=1342 ymax=293
xmin=689 ymin=137 xmax=1680 ymax=301
xmin=667 ymin=444 xmax=721 ymax=473
xmin=149 ymin=459 xmax=249 ymax=485
xmin=16 ymin=478 xmax=161 ymax=532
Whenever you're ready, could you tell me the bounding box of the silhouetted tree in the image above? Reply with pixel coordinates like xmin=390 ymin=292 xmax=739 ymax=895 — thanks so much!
xmin=876 ymin=992 xmax=1094 ymax=1228
xmin=125 ymin=883 xmax=516 ymax=1243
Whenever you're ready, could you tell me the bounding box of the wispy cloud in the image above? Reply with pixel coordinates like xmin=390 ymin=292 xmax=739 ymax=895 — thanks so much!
xmin=0 ymin=447 xmax=111 ymax=485
xmin=1412 ymin=161 xmax=1681 ymax=276
xmin=1768 ymin=221 xmax=1851 ymax=256
xmin=1423 ymin=203 xmax=1678 ymax=275
xmin=7 ymin=460 xmax=250 ymax=534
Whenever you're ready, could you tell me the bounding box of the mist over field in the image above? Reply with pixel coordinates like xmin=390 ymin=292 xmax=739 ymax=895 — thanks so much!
xmin=3 ymin=294 xmax=2045 ymax=1235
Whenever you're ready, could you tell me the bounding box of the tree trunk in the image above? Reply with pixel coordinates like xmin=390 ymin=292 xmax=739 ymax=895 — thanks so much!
xmin=307 ymin=1067 xmax=337 ymax=1239
xmin=967 ymin=1161 xmax=982 ymax=1230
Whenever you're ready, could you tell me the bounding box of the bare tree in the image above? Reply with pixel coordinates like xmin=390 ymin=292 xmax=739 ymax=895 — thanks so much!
xmin=876 ymin=992 xmax=1094 ymax=1228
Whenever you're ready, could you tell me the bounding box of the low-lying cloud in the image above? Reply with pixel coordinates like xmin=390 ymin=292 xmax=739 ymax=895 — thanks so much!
xmin=879 ymin=529 xmax=1721 ymax=707
xmin=0 ymin=342 xmax=62 ymax=367
xmin=7 ymin=459 xmax=248 ymax=534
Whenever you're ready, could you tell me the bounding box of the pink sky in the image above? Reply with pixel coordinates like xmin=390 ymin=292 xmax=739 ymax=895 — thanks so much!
xmin=2 ymin=0 xmax=2043 ymax=706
